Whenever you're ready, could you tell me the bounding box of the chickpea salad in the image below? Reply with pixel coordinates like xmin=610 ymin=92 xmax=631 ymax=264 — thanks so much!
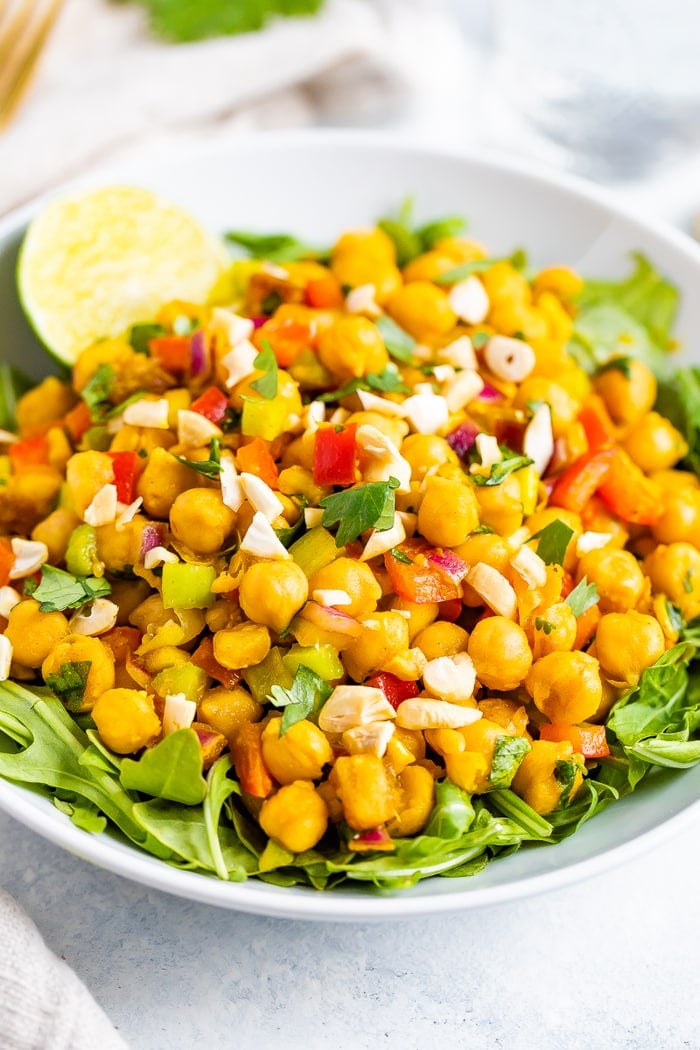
xmin=1 ymin=195 xmax=700 ymax=892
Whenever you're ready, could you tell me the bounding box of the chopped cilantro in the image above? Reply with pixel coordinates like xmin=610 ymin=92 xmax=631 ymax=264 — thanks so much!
xmin=374 ymin=316 xmax=416 ymax=364
xmin=171 ymin=437 xmax=222 ymax=478
xmin=596 ymin=356 xmax=633 ymax=380
xmin=250 ymin=340 xmax=278 ymax=399
xmin=534 ymin=617 xmax=554 ymax=635
xmin=470 ymin=454 xmax=533 ymax=487
xmin=267 ymin=665 xmax=332 ymax=735
xmin=319 ymin=478 xmax=400 ymax=547
xmin=317 ymin=367 xmax=408 ymax=403
xmin=129 ymin=322 xmax=166 ymax=354
xmin=390 ymin=547 xmax=413 ymax=565
xmin=565 ymin=577 xmax=600 ymax=617
xmin=530 ymin=520 xmax=575 ymax=566
xmin=82 ymin=364 xmax=115 ymax=419
xmin=25 ymin=566 xmax=111 ymax=613
xmin=45 ymin=661 xmax=92 ymax=712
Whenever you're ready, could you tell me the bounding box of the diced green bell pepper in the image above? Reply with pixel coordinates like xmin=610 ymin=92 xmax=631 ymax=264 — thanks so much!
xmin=152 ymin=663 xmax=208 ymax=703
xmin=282 ymin=643 xmax=344 ymax=682
xmin=289 ymin=525 xmax=342 ymax=578
xmin=65 ymin=524 xmax=102 ymax=577
xmin=514 ymin=465 xmax=540 ymax=516
xmin=243 ymin=646 xmax=293 ymax=704
xmin=241 ymin=395 xmax=291 ymax=441
xmin=161 ymin=562 xmax=216 ymax=610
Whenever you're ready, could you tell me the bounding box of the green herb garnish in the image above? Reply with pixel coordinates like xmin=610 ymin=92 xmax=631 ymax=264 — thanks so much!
xmin=171 ymin=437 xmax=222 ymax=478
xmin=267 ymin=665 xmax=332 ymax=735
xmin=249 ymin=340 xmax=278 ymax=399
xmin=319 ymin=477 xmax=400 ymax=547
xmin=565 ymin=577 xmax=599 ymax=617
xmin=225 ymin=230 xmax=328 ymax=263
xmin=45 ymin=661 xmax=92 ymax=712
xmin=24 ymin=566 xmax=111 ymax=613
xmin=374 ymin=316 xmax=416 ymax=364
xmin=530 ymin=520 xmax=575 ymax=566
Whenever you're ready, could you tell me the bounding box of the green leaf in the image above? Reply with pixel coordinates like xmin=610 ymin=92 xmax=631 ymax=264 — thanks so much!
xmin=171 ymin=437 xmax=222 ymax=478
xmin=595 ymin=355 xmax=633 ymax=379
xmin=415 ymin=215 xmax=466 ymax=250
xmin=45 ymin=661 xmax=91 ymax=713
xmin=203 ymin=755 xmax=243 ymax=880
xmin=250 ymin=340 xmax=278 ymax=399
xmin=53 ymin=792 xmax=107 ymax=834
xmin=488 ymin=789 xmax=553 ymax=838
xmin=530 ymin=519 xmax=575 ymax=566
xmin=267 ymin=664 xmax=332 ymax=734
xmin=565 ymin=576 xmax=600 ymax=617
xmin=606 ymin=641 xmax=699 ymax=747
xmin=423 ymin=779 xmax=475 ymax=840
xmin=133 ymin=796 xmax=255 ymax=878
xmin=434 ymin=248 xmax=526 ymax=286
xmin=377 ymin=218 xmax=422 ymax=268
xmin=120 ymin=729 xmax=207 ymax=805
xmin=317 ymin=366 xmax=408 ymax=403
xmin=129 ymin=322 xmax=166 ymax=354
xmin=374 ymin=315 xmax=416 ymax=364
xmin=26 ymin=565 xmax=111 ymax=613
xmin=0 ymin=364 xmax=33 ymax=430
xmin=655 ymin=367 xmax=700 ymax=474
xmin=376 ymin=200 xmax=466 ymax=266
xmin=81 ymin=364 xmax=115 ymax=419
xmin=225 ymin=228 xmax=328 ymax=262
xmin=390 ymin=546 xmax=413 ymax=565
xmin=469 ymin=454 xmax=533 ymax=487
xmin=489 ymin=736 xmax=531 ymax=788
xmin=319 ymin=477 xmax=400 ymax=547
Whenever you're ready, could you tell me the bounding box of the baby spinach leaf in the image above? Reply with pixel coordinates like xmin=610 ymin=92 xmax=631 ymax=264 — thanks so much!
xmin=53 ymin=792 xmax=107 ymax=834
xmin=133 ymin=797 xmax=256 ymax=879
xmin=120 ymin=729 xmax=207 ymax=805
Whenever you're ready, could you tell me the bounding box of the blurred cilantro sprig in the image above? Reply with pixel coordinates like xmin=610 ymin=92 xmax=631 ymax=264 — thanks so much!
xmin=128 ymin=0 xmax=325 ymax=43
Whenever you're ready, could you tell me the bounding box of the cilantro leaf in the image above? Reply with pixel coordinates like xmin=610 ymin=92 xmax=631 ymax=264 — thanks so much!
xmin=267 ymin=665 xmax=332 ymax=735
xmin=28 ymin=566 xmax=111 ymax=613
xmin=249 ymin=340 xmax=278 ymax=399
xmin=82 ymin=364 xmax=115 ymax=419
xmin=129 ymin=322 xmax=165 ymax=354
xmin=225 ymin=229 xmax=328 ymax=263
xmin=390 ymin=546 xmax=413 ymax=565
xmin=45 ymin=661 xmax=92 ymax=712
xmin=319 ymin=478 xmax=400 ymax=547
xmin=470 ymin=454 xmax=533 ymax=487
xmin=317 ymin=367 xmax=408 ymax=403
xmin=534 ymin=617 xmax=554 ymax=635
xmin=565 ymin=577 xmax=599 ymax=617
xmin=530 ymin=520 xmax=575 ymax=566
xmin=172 ymin=438 xmax=222 ymax=478
xmin=374 ymin=316 xmax=416 ymax=364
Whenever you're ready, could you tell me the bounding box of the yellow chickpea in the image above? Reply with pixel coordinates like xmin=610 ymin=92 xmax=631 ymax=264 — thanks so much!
xmin=65 ymin=451 xmax=115 ymax=516
xmin=329 ymin=753 xmax=396 ymax=830
xmin=576 ymin=547 xmax=645 ymax=613
xmin=511 ymin=740 xmax=584 ymax=815
xmin=197 ymin=686 xmax=262 ymax=743
xmin=387 ymin=765 xmax=435 ymax=836
xmin=259 ymin=781 xmax=329 ymax=853
xmin=532 ymin=266 xmax=584 ymax=300
xmin=41 ymin=635 xmax=115 ymax=712
xmin=531 ymin=602 xmax=577 ymax=659
xmin=650 ymin=487 xmax=700 ymax=547
xmin=417 ymin=476 xmax=479 ymax=548
xmin=622 ymin=412 xmax=688 ymax=473
xmin=643 ymin=542 xmax=700 ymax=609
xmin=31 ymin=507 xmax=80 ymax=566
xmin=596 ymin=611 xmax=665 ymax=686
xmin=331 ymin=228 xmax=401 ymax=305
xmin=468 ymin=616 xmax=532 ymax=691
xmin=594 ymin=359 xmax=657 ymax=425
xmin=92 ymin=688 xmax=161 ymax=754
xmin=386 ymin=596 xmax=439 ymax=640
xmin=481 ymin=261 xmax=531 ymax=306
xmin=239 ymin=560 xmax=309 ymax=633
xmin=15 ymin=376 xmax=74 ymax=439
xmin=414 ymin=621 xmax=469 ymax=661
xmin=386 ymin=281 xmax=457 ymax=343
xmin=342 ymin=611 xmax=410 ymax=681
xmin=526 ymin=650 xmax=602 ymax=723
xmin=513 ymin=378 xmax=580 ymax=437
xmin=4 ymin=599 xmax=70 ymax=669
xmin=137 ymin=446 xmax=195 ymax=519
xmin=401 ymin=433 xmax=458 ymax=480
xmin=317 ymin=316 xmax=389 ymax=382
xmin=473 ymin=473 xmax=524 ymax=536
xmin=307 ymin=558 xmax=381 ymax=620
xmin=261 ymin=717 xmax=333 ymax=784
xmin=169 ymin=489 xmax=236 ymax=555
xmin=402 ymin=251 xmax=459 ymax=284
xmin=213 ymin=623 xmax=271 ymax=670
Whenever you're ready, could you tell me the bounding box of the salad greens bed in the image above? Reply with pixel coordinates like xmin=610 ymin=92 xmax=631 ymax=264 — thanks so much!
xmin=2 ymin=211 xmax=700 ymax=892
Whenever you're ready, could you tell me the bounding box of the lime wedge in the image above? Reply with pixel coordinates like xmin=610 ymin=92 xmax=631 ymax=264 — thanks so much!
xmin=17 ymin=185 xmax=229 ymax=366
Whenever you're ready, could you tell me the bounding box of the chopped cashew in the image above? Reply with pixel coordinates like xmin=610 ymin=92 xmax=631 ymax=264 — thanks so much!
xmin=342 ymin=721 xmax=395 ymax=757
xmin=239 ymin=512 xmax=290 ymax=560
xmin=466 ymin=563 xmax=518 ymax=619
xmin=448 ymin=276 xmax=490 ymax=324
xmin=396 ymin=698 xmax=482 ymax=730
xmin=523 ymin=403 xmax=554 ymax=476
xmin=177 ymin=409 xmax=223 ymax=448
xmin=123 ymin=398 xmax=170 ymax=429
xmin=509 ymin=545 xmax=548 ymax=588
xmin=484 ymin=335 xmax=536 ymax=383
xmin=9 ymin=538 xmax=49 ymax=579
xmin=318 ymin=685 xmax=396 ymax=734
xmin=240 ymin=472 xmax=285 ymax=522
xmin=361 ymin=513 xmax=406 ymax=561
xmin=220 ymin=339 xmax=258 ymax=389
xmin=163 ymin=693 xmax=197 ymax=735
xmin=355 ymin=424 xmax=412 ymax=493
xmin=84 ymin=484 xmax=118 ymax=527
xmin=69 ymin=598 xmax=119 ymax=636
xmin=422 ymin=652 xmax=477 ymax=703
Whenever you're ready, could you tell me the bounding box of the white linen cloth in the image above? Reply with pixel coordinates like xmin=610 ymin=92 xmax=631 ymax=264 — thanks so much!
xmin=0 ymin=0 xmax=471 ymax=213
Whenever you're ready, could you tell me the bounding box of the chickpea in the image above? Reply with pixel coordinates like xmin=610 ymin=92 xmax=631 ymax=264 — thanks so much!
xmin=643 ymin=542 xmax=700 ymax=611
xmin=128 ymin=593 xmax=172 ymax=635
xmin=650 ymin=487 xmax=700 ymax=546
xmin=576 ymin=547 xmax=646 ymax=614
xmin=474 ymin=473 xmax=524 ymax=536
xmin=213 ymin=623 xmax=271 ymax=670
xmin=594 ymin=359 xmax=657 ymax=425
xmin=511 ymin=740 xmax=583 ymax=816
xmin=307 ymin=558 xmax=381 ymax=620
xmin=488 ymin=300 xmax=548 ymax=343
xmin=329 ymin=753 xmax=396 ymax=830
xmin=513 ymin=378 xmax=580 ymax=437
xmin=478 ymin=698 xmax=529 ymax=736
xmin=317 ymin=317 xmax=389 ymax=382
xmin=72 ymin=338 xmax=137 ymax=393
xmin=137 ymin=446 xmax=195 ymax=519
xmin=526 ymin=650 xmax=602 ymax=723
xmin=402 ymin=251 xmax=459 ymax=284
xmin=401 ymin=434 xmax=458 ymax=480
xmin=31 ymin=507 xmax=80 ymax=565
xmin=532 ymin=266 xmax=584 ymax=300
xmin=387 ymin=596 xmax=439 ymax=640
xmin=65 ymin=450 xmax=115 ymax=515
xmin=596 ymin=611 xmax=665 ymax=686
xmin=387 ymin=765 xmax=435 ymax=836
xmin=259 ymin=781 xmax=329 ymax=853
xmin=386 ymin=281 xmax=456 ymax=343
xmin=169 ymin=489 xmax=236 ymax=555
xmin=414 ymin=621 xmax=469 ymax=661
xmin=5 ymin=599 xmax=70 ymax=669
xmin=346 ymin=410 xmax=409 ymax=450
xmin=261 ymin=717 xmax=333 ymax=784
xmin=417 ymin=476 xmax=479 ymax=548
xmin=481 ymin=261 xmax=531 ymax=306
xmin=42 ymin=635 xmax=115 ymax=712
xmin=342 ymin=611 xmax=410 ymax=681
xmin=532 ymin=602 xmax=577 ymax=659
xmin=467 ymin=616 xmax=532 ymax=691
xmin=198 ymin=686 xmax=262 ymax=742
xmin=622 ymin=412 xmax=688 ymax=473
xmin=92 ymin=688 xmax=161 ymax=754
xmin=15 ymin=376 xmax=74 ymax=439
xmin=331 ymin=228 xmax=401 ymax=304
xmin=239 ymin=560 xmax=309 ymax=633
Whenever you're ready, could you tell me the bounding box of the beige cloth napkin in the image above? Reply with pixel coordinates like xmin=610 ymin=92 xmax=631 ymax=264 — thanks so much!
xmin=0 ymin=0 xmax=470 ymax=213
xmin=0 ymin=889 xmax=127 ymax=1049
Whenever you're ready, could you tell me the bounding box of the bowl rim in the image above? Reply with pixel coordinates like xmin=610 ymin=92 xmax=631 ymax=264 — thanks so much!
xmin=2 ymin=127 xmax=700 ymax=921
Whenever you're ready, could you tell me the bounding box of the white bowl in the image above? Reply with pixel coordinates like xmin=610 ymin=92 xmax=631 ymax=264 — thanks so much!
xmin=1 ymin=131 xmax=700 ymax=921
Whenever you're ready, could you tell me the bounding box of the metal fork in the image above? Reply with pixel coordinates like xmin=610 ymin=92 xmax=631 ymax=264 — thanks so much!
xmin=0 ymin=0 xmax=64 ymax=131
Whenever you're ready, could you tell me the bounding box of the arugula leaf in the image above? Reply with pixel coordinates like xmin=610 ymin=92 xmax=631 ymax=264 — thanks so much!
xmin=0 ymin=363 xmax=33 ymax=430
xmin=203 ymin=755 xmax=244 ymax=880
xmin=171 ymin=437 xmax=222 ymax=478
xmin=374 ymin=316 xmax=416 ymax=364
xmin=25 ymin=565 xmax=111 ymax=612
xmin=565 ymin=576 xmax=599 ymax=617
xmin=53 ymin=792 xmax=107 ymax=834
xmin=45 ymin=661 xmax=91 ymax=713
xmin=595 ymin=355 xmax=633 ymax=379
xmin=267 ymin=664 xmax=332 ymax=734
xmin=606 ymin=640 xmax=700 ymax=747
xmin=225 ymin=229 xmax=328 ymax=262
xmin=81 ymin=364 xmax=115 ymax=419
xmin=319 ymin=478 xmax=400 ymax=547
xmin=129 ymin=322 xmax=166 ymax=354
xmin=470 ymin=454 xmax=533 ymax=487
xmin=120 ymin=729 xmax=207 ymax=805
xmin=530 ymin=520 xmax=575 ymax=566
xmin=424 ymin=779 xmax=475 ymax=839
xmin=317 ymin=366 xmax=408 ymax=403
xmin=655 ymin=366 xmax=700 ymax=474
xmin=249 ymin=340 xmax=278 ymax=399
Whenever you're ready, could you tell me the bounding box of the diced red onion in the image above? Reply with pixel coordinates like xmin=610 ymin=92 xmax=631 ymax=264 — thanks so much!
xmin=446 ymin=421 xmax=480 ymax=460
xmin=251 ymin=316 xmax=267 ymax=330
xmin=299 ymin=602 xmax=364 ymax=638
xmin=189 ymin=328 xmax=208 ymax=376
xmin=140 ymin=523 xmax=165 ymax=557
xmin=477 ymin=383 xmax=503 ymax=402
xmin=350 ymin=827 xmax=393 ymax=848
xmin=427 ymin=549 xmax=468 ymax=584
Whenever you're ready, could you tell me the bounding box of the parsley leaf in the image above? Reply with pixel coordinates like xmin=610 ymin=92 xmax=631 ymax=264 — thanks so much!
xmin=267 ymin=665 xmax=333 ymax=735
xmin=565 ymin=577 xmax=600 ymax=617
xmin=171 ymin=437 xmax=222 ymax=478
xmin=249 ymin=340 xmax=279 ymax=399
xmin=317 ymin=366 xmax=408 ymax=403
xmin=82 ymin=364 xmax=115 ymax=419
xmin=225 ymin=229 xmax=328 ymax=263
xmin=45 ymin=661 xmax=92 ymax=712
xmin=374 ymin=316 xmax=416 ymax=364
xmin=319 ymin=478 xmax=400 ymax=547
xmin=470 ymin=454 xmax=533 ymax=487
xmin=129 ymin=322 xmax=166 ymax=354
xmin=530 ymin=520 xmax=575 ymax=566
xmin=26 ymin=566 xmax=111 ymax=613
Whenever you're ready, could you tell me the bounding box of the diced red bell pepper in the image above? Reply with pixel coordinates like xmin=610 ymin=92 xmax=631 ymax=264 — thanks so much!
xmin=189 ymin=385 xmax=230 ymax=424
xmin=236 ymin=437 xmax=279 ymax=489
xmin=366 ymin=671 xmax=420 ymax=711
xmin=539 ymin=722 xmax=610 ymax=758
xmin=548 ymin=447 xmax=617 ymax=513
xmin=305 ymin=273 xmax=344 ymax=309
xmin=230 ymin=722 xmax=274 ymax=798
xmin=148 ymin=335 xmax=191 ymax=373
xmin=312 ymin=423 xmax=357 ymax=486
xmin=63 ymin=401 xmax=92 ymax=442
xmin=9 ymin=435 xmax=49 ymax=473
xmin=578 ymin=395 xmax=616 ymax=451
xmin=253 ymin=317 xmax=314 ymax=367
xmin=437 ymin=598 xmax=463 ymax=622
xmin=0 ymin=538 xmax=14 ymax=588
xmin=107 ymin=451 xmax=141 ymax=504
xmin=384 ymin=540 xmax=463 ymax=604
xmin=597 ymin=450 xmax=663 ymax=526
xmin=191 ymin=635 xmax=241 ymax=689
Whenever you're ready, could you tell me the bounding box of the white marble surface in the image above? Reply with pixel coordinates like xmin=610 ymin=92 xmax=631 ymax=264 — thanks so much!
xmin=2 ymin=806 xmax=699 ymax=1049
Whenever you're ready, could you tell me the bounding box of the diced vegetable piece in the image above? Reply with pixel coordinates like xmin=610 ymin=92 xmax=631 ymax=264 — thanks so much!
xmin=597 ymin=450 xmax=664 ymax=525
xmin=0 ymin=538 xmax=15 ymax=587
xmin=189 ymin=386 xmax=230 ymax=423
xmin=65 ymin=524 xmax=100 ymax=577
xmin=236 ymin=437 xmax=279 ymax=488
xmin=230 ymin=722 xmax=274 ymax=798
xmin=148 ymin=335 xmax=191 ymax=373
xmin=384 ymin=541 xmax=463 ymax=603
xmin=289 ymin=526 xmax=342 ymax=578
xmin=539 ymin=722 xmax=610 ymax=758
xmin=312 ymin=424 xmax=357 ymax=487
xmin=282 ymin=643 xmax=344 ymax=682
xmin=549 ymin=447 xmax=616 ymax=513
xmin=152 ymin=663 xmax=208 ymax=703
xmin=190 ymin=636 xmax=241 ymax=689
xmin=9 ymin=435 xmax=49 ymax=472
xmin=107 ymin=451 xmax=141 ymax=504
xmin=365 ymin=671 xmax=420 ymax=710
xmin=242 ymin=647 xmax=293 ymax=705
xmin=578 ymin=395 xmax=616 ymax=450
xmin=161 ymin=563 xmax=216 ymax=609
